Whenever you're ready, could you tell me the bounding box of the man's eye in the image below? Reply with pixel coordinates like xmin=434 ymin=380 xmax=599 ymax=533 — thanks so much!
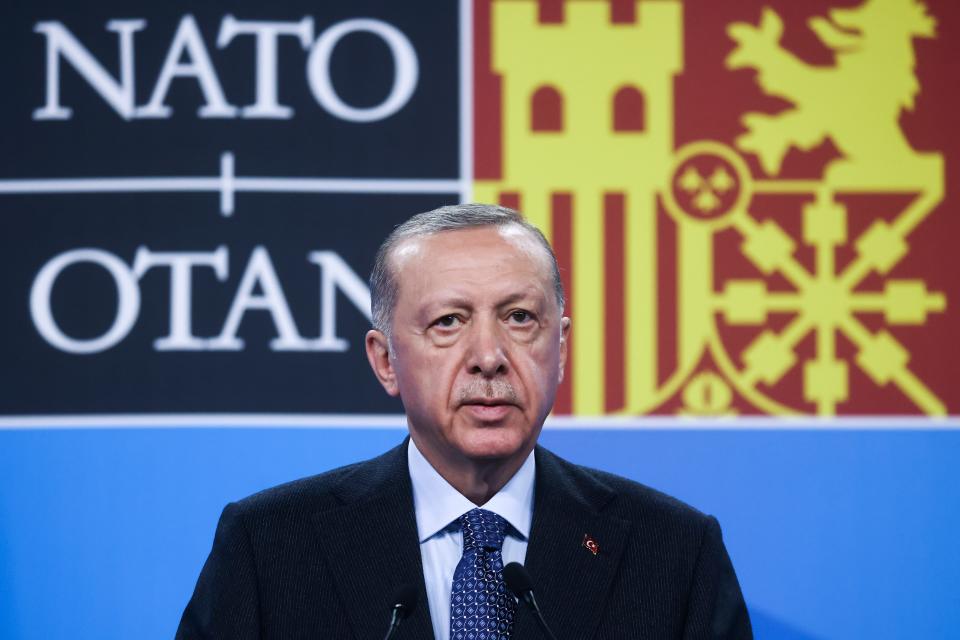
xmin=433 ymin=315 xmax=461 ymax=328
xmin=509 ymin=310 xmax=532 ymax=324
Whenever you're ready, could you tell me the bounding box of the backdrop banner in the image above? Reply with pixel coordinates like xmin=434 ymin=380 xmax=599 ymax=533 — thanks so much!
xmin=1 ymin=1 xmax=958 ymax=639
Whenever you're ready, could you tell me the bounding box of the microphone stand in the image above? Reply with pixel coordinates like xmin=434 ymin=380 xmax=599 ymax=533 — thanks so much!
xmin=517 ymin=589 xmax=559 ymax=640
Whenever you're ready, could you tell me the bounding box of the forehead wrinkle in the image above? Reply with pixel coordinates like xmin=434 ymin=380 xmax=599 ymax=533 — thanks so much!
xmin=393 ymin=224 xmax=548 ymax=275
xmin=391 ymin=226 xmax=557 ymax=319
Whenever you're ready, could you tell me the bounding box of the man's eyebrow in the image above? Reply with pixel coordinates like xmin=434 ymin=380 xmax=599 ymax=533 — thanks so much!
xmin=418 ymin=295 xmax=474 ymax=314
xmin=416 ymin=291 xmax=542 ymax=316
xmin=496 ymin=290 xmax=543 ymax=308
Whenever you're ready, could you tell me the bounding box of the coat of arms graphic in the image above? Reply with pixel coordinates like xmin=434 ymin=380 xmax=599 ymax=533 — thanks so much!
xmin=472 ymin=0 xmax=954 ymax=417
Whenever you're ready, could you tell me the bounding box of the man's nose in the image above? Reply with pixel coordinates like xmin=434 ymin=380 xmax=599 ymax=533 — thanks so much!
xmin=466 ymin=317 xmax=508 ymax=377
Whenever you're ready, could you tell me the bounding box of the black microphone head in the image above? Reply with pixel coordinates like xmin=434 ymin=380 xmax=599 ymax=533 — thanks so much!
xmin=503 ymin=562 xmax=534 ymax=596
xmin=390 ymin=583 xmax=419 ymax=618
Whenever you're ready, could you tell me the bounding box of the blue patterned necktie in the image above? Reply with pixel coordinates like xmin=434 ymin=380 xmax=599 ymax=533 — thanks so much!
xmin=449 ymin=508 xmax=515 ymax=640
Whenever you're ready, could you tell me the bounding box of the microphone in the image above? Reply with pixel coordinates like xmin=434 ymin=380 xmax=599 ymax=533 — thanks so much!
xmin=503 ymin=562 xmax=558 ymax=640
xmin=382 ymin=583 xmax=418 ymax=640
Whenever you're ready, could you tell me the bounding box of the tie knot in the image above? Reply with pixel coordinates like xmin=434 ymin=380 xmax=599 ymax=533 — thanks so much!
xmin=459 ymin=508 xmax=508 ymax=551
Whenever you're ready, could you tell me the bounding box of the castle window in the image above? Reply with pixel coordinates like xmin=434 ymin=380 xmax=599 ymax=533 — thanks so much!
xmin=531 ymin=86 xmax=563 ymax=132
xmin=613 ymin=86 xmax=645 ymax=132
xmin=537 ymin=0 xmax=564 ymax=23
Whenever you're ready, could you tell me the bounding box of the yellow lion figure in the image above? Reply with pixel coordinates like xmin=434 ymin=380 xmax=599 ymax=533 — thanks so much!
xmin=726 ymin=0 xmax=937 ymax=185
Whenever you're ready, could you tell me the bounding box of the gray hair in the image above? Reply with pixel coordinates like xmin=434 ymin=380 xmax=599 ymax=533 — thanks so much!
xmin=370 ymin=203 xmax=565 ymax=335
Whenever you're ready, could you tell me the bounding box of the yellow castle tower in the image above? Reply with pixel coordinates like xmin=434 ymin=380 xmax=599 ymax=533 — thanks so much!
xmin=474 ymin=0 xmax=684 ymax=415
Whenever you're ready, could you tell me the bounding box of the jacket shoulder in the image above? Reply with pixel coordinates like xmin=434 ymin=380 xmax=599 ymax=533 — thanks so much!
xmin=538 ymin=447 xmax=710 ymax=527
xmin=233 ymin=462 xmax=357 ymax=514
xmin=588 ymin=465 xmax=710 ymax=526
xmin=229 ymin=441 xmax=407 ymax=523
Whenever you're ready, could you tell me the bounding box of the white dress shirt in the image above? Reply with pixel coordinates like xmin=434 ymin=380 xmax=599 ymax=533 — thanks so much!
xmin=407 ymin=438 xmax=535 ymax=640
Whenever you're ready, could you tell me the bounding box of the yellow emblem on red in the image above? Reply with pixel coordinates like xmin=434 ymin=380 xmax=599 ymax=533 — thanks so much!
xmin=473 ymin=0 xmax=953 ymax=417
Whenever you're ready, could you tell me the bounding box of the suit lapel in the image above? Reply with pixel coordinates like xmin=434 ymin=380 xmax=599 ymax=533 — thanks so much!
xmin=312 ymin=442 xmax=435 ymax=640
xmin=516 ymin=448 xmax=631 ymax=640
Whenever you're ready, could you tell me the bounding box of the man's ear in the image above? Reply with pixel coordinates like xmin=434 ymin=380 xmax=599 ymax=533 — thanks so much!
xmin=558 ymin=316 xmax=571 ymax=384
xmin=365 ymin=329 xmax=400 ymax=396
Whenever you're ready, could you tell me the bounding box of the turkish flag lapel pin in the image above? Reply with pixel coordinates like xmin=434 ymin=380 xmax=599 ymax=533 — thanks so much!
xmin=582 ymin=533 xmax=600 ymax=556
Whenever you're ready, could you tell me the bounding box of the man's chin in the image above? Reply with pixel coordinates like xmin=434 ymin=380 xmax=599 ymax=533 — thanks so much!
xmin=454 ymin=422 xmax=533 ymax=462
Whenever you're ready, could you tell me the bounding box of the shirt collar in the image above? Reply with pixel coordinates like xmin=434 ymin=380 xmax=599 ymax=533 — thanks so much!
xmin=407 ymin=437 xmax=535 ymax=544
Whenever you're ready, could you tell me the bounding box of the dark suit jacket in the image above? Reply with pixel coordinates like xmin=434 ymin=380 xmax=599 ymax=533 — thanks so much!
xmin=176 ymin=440 xmax=752 ymax=639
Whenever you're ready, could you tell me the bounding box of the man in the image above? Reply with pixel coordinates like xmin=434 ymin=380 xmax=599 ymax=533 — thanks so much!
xmin=176 ymin=203 xmax=752 ymax=639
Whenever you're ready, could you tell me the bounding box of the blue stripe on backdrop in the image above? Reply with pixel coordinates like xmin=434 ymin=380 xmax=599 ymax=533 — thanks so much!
xmin=0 ymin=426 xmax=957 ymax=640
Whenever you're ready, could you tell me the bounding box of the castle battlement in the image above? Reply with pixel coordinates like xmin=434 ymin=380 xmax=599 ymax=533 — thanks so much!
xmin=487 ymin=0 xmax=682 ymax=186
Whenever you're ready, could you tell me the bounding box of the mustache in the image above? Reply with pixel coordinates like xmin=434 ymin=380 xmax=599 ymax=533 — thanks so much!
xmin=457 ymin=379 xmax=519 ymax=406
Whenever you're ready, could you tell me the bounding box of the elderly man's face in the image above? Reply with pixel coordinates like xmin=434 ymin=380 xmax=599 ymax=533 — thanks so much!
xmin=366 ymin=225 xmax=569 ymax=471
